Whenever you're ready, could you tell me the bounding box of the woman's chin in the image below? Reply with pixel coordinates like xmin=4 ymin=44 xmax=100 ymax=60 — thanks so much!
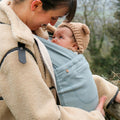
xmin=31 ymin=26 xmax=41 ymax=31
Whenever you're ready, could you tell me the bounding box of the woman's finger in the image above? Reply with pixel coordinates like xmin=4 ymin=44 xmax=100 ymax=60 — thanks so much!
xmin=96 ymin=96 xmax=107 ymax=116
xmin=97 ymin=96 xmax=107 ymax=110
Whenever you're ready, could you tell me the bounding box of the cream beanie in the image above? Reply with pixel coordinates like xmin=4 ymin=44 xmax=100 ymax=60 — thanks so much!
xmin=58 ymin=22 xmax=90 ymax=53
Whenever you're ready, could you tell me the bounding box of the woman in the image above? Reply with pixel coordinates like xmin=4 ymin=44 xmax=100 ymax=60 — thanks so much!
xmin=0 ymin=0 xmax=105 ymax=119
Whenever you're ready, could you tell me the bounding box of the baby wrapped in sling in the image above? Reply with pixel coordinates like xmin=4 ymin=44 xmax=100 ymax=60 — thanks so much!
xmin=36 ymin=22 xmax=98 ymax=111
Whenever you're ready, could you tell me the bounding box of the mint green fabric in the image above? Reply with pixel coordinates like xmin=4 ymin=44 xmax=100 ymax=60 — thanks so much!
xmin=38 ymin=36 xmax=98 ymax=111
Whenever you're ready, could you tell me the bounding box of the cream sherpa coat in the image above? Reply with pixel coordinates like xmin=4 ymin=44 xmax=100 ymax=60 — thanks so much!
xmin=0 ymin=0 xmax=118 ymax=120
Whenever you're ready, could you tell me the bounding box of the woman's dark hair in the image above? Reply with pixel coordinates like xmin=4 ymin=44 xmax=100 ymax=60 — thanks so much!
xmin=14 ymin=0 xmax=76 ymax=22
xmin=41 ymin=0 xmax=77 ymax=22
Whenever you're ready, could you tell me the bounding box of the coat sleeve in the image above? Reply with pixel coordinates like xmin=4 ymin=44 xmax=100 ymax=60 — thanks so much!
xmin=0 ymin=51 xmax=105 ymax=120
xmin=59 ymin=106 xmax=105 ymax=120
xmin=93 ymin=75 xmax=118 ymax=108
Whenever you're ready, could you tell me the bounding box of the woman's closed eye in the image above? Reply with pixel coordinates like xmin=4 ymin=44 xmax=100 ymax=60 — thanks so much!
xmin=51 ymin=17 xmax=58 ymax=21
xmin=51 ymin=16 xmax=63 ymax=21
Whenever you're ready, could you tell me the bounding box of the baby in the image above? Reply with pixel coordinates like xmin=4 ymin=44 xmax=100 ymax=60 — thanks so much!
xmin=39 ymin=22 xmax=99 ymax=111
xmin=51 ymin=22 xmax=98 ymax=111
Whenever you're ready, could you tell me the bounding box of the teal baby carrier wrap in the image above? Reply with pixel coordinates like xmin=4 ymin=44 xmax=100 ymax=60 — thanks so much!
xmin=37 ymin=36 xmax=99 ymax=111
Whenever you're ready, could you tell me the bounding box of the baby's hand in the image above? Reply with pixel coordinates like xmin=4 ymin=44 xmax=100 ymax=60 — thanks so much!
xmin=115 ymin=91 xmax=120 ymax=103
xmin=96 ymin=96 xmax=107 ymax=116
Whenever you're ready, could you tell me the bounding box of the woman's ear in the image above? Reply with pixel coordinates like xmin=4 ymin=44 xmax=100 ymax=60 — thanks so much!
xmin=31 ymin=0 xmax=42 ymax=11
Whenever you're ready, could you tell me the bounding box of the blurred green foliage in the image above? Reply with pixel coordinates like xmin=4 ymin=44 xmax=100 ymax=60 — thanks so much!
xmin=90 ymin=21 xmax=120 ymax=79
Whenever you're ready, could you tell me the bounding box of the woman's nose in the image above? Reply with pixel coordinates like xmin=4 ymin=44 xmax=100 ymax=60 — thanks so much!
xmin=50 ymin=18 xmax=58 ymax=25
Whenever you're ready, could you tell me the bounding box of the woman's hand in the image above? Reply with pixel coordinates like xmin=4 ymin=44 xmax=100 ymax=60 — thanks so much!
xmin=115 ymin=91 xmax=120 ymax=103
xmin=96 ymin=96 xmax=107 ymax=116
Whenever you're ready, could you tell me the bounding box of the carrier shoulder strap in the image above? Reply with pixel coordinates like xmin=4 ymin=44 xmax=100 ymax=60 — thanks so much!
xmin=0 ymin=43 xmax=37 ymax=100
xmin=0 ymin=42 xmax=37 ymax=69
xmin=0 ymin=22 xmax=37 ymax=100
xmin=0 ymin=21 xmax=37 ymax=68
xmin=0 ymin=43 xmax=37 ymax=101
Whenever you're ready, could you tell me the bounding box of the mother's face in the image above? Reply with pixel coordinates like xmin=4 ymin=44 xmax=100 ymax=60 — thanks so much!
xmin=26 ymin=1 xmax=68 ymax=30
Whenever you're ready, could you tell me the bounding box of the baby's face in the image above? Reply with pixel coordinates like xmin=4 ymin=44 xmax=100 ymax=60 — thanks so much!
xmin=51 ymin=27 xmax=74 ymax=49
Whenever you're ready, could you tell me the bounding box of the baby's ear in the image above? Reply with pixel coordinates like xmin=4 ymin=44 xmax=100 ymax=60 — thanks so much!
xmin=81 ymin=24 xmax=90 ymax=35
xmin=72 ymin=42 xmax=79 ymax=51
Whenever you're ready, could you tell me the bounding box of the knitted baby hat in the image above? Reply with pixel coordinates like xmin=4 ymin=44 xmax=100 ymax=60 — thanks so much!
xmin=58 ymin=22 xmax=90 ymax=53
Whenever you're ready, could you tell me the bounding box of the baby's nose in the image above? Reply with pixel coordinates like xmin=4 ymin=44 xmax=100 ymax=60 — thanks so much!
xmin=52 ymin=38 xmax=57 ymax=43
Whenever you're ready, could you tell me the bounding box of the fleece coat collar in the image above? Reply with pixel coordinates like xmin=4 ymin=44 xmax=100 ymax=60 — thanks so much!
xmin=0 ymin=0 xmax=34 ymax=46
